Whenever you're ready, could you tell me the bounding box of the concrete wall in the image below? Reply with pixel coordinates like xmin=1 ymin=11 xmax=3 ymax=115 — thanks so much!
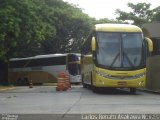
xmin=143 ymin=23 xmax=160 ymax=92
xmin=146 ymin=56 xmax=160 ymax=92
xmin=142 ymin=23 xmax=160 ymax=38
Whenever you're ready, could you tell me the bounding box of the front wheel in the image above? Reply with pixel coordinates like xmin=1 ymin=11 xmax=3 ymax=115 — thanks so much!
xmin=92 ymin=86 xmax=100 ymax=93
xmin=82 ymin=74 xmax=86 ymax=88
xmin=130 ymin=88 xmax=136 ymax=94
xmin=82 ymin=83 xmax=87 ymax=88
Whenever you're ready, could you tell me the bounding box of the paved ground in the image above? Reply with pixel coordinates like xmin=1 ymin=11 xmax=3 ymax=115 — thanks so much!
xmin=0 ymin=86 xmax=160 ymax=120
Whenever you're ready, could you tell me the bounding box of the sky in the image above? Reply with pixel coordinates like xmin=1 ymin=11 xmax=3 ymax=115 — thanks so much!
xmin=63 ymin=0 xmax=159 ymax=19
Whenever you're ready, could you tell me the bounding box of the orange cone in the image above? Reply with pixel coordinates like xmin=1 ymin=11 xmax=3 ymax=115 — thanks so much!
xmin=29 ymin=80 xmax=33 ymax=88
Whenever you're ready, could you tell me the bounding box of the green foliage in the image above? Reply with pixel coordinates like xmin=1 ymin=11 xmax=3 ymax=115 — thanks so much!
xmin=94 ymin=18 xmax=124 ymax=24
xmin=0 ymin=0 xmax=55 ymax=59
xmin=1 ymin=0 xmax=160 ymax=60
xmin=0 ymin=0 xmax=94 ymax=59
xmin=40 ymin=0 xmax=93 ymax=54
xmin=116 ymin=3 xmax=155 ymax=27
xmin=152 ymin=7 xmax=160 ymax=21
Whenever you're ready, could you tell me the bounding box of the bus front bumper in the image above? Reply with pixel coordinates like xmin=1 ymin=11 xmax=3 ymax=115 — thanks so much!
xmin=94 ymin=76 xmax=145 ymax=88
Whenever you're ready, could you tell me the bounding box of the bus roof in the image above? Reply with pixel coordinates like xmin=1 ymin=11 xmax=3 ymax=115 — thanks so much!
xmin=10 ymin=54 xmax=68 ymax=61
xmin=68 ymin=53 xmax=81 ymax=56
xmin=10 ymin=53 xmax=81 ymax=61
xmin=95 ymin=24 xmax=142 ymax=33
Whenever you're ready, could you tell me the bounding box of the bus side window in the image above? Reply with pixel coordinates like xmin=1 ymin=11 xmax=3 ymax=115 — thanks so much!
xmin=84 ymin=33 xmax=92 ymax=55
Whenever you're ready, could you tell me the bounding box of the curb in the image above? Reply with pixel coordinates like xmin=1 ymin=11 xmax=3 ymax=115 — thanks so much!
xmin=138 ymin=88 xmax=160 ymax=94
xmin=0 ymin=87 xmax=16 ymax=91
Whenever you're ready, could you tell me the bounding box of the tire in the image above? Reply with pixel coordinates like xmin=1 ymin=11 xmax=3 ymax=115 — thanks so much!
xmin=92 ymin=86 xmax=97 ymax=93
xmin=82 ymin=74 xmax=87 ymax=88
xmin=130 ymin=88 xmax=136 ymax=94
xmin=82 ymin=83 xmax=87 ymax=88
xmin=92 ymin=86 xmax=101 ymax=93
xmin=17 ymin=78 xmax=29 ymax=86
xmin=17 ymin=78 xmax=22 ymax=86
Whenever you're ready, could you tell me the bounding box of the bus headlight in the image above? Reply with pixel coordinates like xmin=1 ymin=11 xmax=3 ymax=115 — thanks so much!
xmin=133 ymin=73 xmax=145 ymax=79
xmin=139 ymin=81 xmax=144 ymax=86
xmin=96 ymin=71 xmax=110 ymax=78
xmin=96 ymin=71 xmax=145 ymax=80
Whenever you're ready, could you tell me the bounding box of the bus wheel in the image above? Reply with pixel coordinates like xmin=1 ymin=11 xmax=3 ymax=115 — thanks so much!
xmin=17 ymin=78 xmax=22 ymax=86
xmin=17 ymin=77 xmax=28 ymax=86
xmin=82 ymin=83 xmax=87 ymax=88
xmin=82 ymin=74 xmax=86 ymax=88
xmin=130 ymin=88 xmax=136 ymax=94
xmin=92 ymin=86 xmax=98 ymax=93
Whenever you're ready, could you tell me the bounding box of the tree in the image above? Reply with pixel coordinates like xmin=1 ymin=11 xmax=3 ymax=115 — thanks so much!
xmin=40 ymin=0 xmax=93 ymax=54
xmin=0 ymin=0 xmax=55 ymax=84
xmin=152 ymin=6 xmax=160 ymax=21
xmin=0 ymin=0 xmax=54 ymax=59
xmin=94 ymin=18 xmax=124 ymax=24
xmin=116 ymin=3 xmax=155 ymax=27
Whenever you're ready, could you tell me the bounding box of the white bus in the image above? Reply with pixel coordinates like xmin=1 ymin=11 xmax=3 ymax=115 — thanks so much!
xmin=9 ymin=53 xmax=81 ymax=85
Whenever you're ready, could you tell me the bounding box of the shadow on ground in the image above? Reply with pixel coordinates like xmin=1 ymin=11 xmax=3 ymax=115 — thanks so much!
xmin=86 ymin=87 xmax=142 ymax=95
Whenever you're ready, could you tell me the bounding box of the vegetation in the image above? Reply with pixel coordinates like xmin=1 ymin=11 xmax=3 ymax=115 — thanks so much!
xmin=0 ymin=1 xmax=159 ymax=60
xmin=0 ymin=0 xmax=93 ymax=60
xmin=116 ymin=3 xmax=160 ymax=27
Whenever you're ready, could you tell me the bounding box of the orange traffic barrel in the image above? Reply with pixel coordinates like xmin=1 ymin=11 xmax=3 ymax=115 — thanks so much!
xmin=56 ymin=72 xmax=68 ymax=91
xmin=65 ymin=74 xmax=71 ymax=88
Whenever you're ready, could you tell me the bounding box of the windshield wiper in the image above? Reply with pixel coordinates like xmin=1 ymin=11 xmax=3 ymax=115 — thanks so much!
xmin=109 ymin=52 xmax=120 ymax=68
xmin=123 ymin=52 xmax=134 ymax=67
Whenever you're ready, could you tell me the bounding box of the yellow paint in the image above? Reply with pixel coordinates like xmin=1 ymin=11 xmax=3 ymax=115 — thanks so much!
xmin=81 ymin=24 xmax=146 ymax=89
xmin=0 ymin=87 xmax=16 ymax=91
xmin=95 ymin=24 xmax=142 ymax=33
xmin=145 ymin=37 xmax=153 ymax=52
xmin=9 ymin=71 xmax=57 ymax=84
xmin=94 ymin=67 xmax=145 ymax=88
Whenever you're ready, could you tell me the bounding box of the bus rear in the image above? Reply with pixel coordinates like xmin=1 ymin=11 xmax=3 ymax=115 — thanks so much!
xmin=67 ymin=53 xmax=81 ymax=84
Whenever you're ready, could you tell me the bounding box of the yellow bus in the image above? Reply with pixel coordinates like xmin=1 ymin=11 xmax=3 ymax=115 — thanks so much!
xmin=9 ymin=53 xmax=81 ymax=85
xmin=81 ymin=24 xmax=153 ymax=93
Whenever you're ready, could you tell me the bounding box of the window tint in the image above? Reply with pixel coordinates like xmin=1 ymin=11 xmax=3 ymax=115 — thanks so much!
xmin=10 ymin=56 xmax=66 ymax=68
xmin=81 ymin=32 xmax=92 ymax=55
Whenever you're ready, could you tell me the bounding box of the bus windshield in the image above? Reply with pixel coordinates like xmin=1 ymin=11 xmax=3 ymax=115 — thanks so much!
xmin=96 ymin=32 xmax=145 ymax=69
xmin=68 ymin=63 xmax=80 ymax=75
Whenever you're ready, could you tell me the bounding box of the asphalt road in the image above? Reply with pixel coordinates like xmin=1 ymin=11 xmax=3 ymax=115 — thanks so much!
xmin=0 ymin=86 xmax=160 ymax=120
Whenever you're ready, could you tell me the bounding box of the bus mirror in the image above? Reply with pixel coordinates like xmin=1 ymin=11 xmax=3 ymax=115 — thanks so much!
xmin=92 ymin=37 xmax=96 ymax=51
xmin=145 ymin=37 xmax=153 ymax=52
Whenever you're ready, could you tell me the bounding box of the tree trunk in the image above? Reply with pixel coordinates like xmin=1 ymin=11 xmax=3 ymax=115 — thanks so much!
xmin=0 ymin=60 xmax=9 ymax=85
